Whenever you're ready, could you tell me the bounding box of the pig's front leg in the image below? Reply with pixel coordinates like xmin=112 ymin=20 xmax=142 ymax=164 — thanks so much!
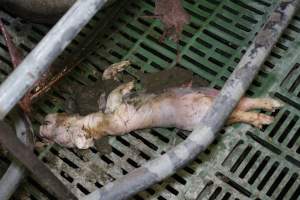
xmin=105 ymin=81 xmax=135 ymax=113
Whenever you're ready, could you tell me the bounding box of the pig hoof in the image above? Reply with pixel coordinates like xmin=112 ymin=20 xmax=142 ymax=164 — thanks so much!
xmin=271 ymin=99 xmax=285 ymax=110
xmin=264 ymin=99 xmax=285 ymax=112
xmin=253 ymin=114 xmax=274 ymax=129
xmin=102 ymin=60 xmax=131 ymax=80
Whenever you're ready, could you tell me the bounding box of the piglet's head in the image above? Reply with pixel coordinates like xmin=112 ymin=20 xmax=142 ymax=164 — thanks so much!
xmin=39 ymin=113 xmax=94 ymax=149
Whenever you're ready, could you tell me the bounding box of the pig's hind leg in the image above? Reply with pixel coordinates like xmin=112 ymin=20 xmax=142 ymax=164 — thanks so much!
xmin=228 ymin=111 xmax=274 ymax=128
xmin=228 ymin=97 xmax=284 ymax=128
xmin=237 ymin=97 xmax=284 ymax=112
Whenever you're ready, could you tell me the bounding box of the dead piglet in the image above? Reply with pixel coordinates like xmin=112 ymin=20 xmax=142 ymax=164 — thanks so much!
xmin=40 ymin=82 xmax=284 ymax=149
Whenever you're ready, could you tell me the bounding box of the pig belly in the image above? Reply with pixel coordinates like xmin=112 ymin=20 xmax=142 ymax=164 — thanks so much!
xmin=131 ymin=92 xmax=214 ymax=131
xmin=115 ymin=92 xmax=214 ymax=133
xmin=173 ymin=94 xmax=213 ymax=130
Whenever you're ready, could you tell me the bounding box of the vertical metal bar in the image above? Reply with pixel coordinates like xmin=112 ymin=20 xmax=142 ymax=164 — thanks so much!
xmin=0 ymin=121 xmax=78 ymax=199
xmin=0 ymin=0 xmax=107 ymax=119
xmin=0 ymin=109 xmax=34 ymax=200
xmin=83 ymin=1 xmax=300 ymax=200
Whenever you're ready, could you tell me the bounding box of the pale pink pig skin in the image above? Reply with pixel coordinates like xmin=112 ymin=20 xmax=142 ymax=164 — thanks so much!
xmin=40 ymin=87 xmax=282 ymax=149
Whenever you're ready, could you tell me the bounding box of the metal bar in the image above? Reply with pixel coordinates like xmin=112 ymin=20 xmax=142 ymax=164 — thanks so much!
xmin=83 ymin=1 xmax=299 ymax=200
xmin=30 ymin=0 xmax=130 ymax=102
xmin=0 ymin=109 xmax=34 ymax=200
xmin=0 ymin=0 xmax=107 ymax=119
xmin=0 ymin=121 xmax=78 ymax=199
xmin=0 ymin=0 xmax=107 ymax=199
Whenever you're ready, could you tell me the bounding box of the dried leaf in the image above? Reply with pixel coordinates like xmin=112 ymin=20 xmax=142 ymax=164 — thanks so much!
xmin=0 ymin=19 xmax=32 ymax=113
xmin=154 ymin=0 xmax=190 ymax=43
xmin=0 ymin=19 xmax=23 ymax=68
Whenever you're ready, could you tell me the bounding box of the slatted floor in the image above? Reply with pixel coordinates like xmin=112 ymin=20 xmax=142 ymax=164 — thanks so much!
xmin=0 ymin=0 xmax=299 ymax=199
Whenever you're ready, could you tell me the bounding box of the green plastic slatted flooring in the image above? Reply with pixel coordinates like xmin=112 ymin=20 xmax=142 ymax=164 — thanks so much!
xmin=0 ymin=0 xmax=299 ymax=199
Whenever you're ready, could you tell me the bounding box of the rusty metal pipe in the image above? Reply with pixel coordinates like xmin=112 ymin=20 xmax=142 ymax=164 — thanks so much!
xmin=0 ymin=0 xmax=118 ymax=24
xmin=0 ymin=0 xmax=75 ymax=23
